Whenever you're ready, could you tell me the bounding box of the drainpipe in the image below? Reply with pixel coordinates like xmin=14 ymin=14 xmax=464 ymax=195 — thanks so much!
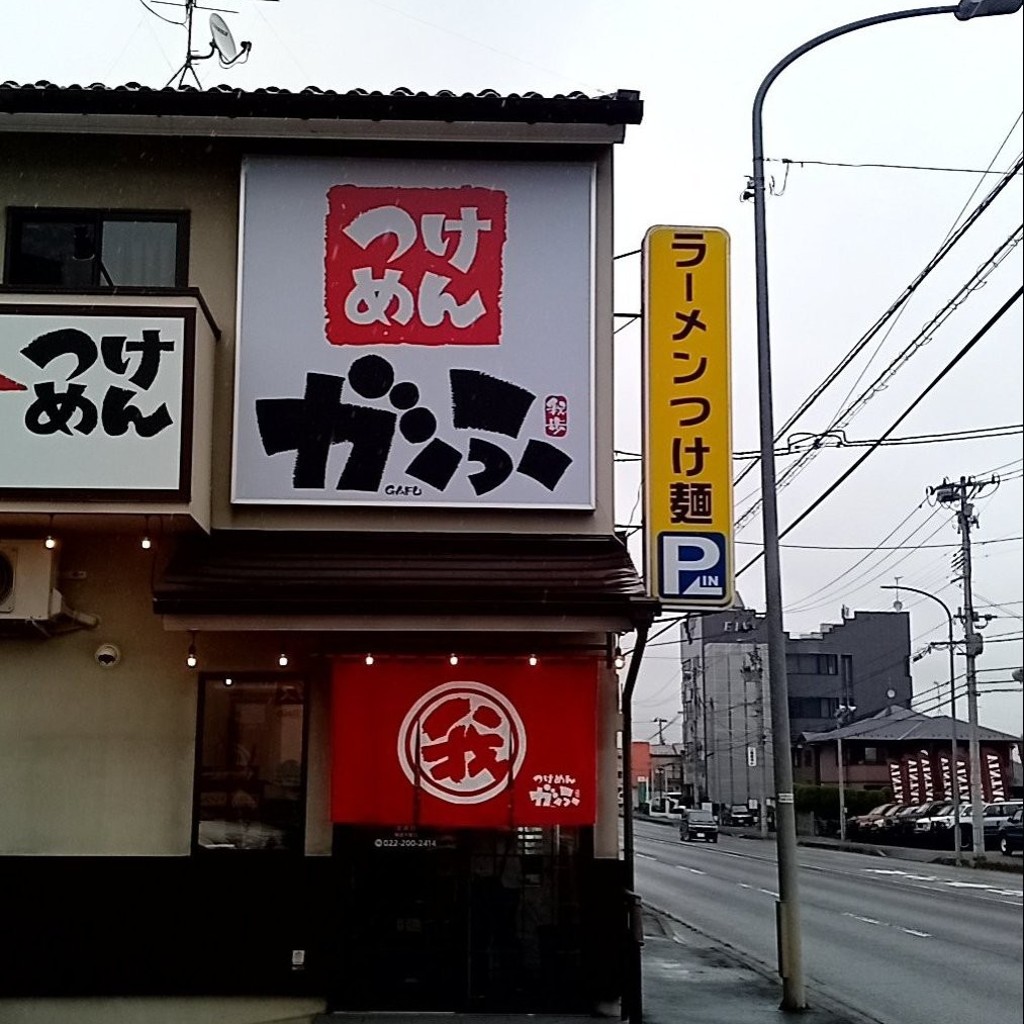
xmin=620 ymin=619 xmax=651 ymax=1024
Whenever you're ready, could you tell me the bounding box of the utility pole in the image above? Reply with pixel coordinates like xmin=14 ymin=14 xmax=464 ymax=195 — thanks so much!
xmin=682 ymin=658 xmax=705 ymax=807
xmin=931 ymin=475 xmax=996 ymax=864
xmin=652 ymin=717 xmax=669 ymax=745
xmin=742 ymin=647 xmax=770 ymax=837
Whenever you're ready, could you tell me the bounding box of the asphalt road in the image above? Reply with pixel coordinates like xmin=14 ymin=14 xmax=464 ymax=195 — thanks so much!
xmin=634 ymin=820 xmax=1023 ymax=1024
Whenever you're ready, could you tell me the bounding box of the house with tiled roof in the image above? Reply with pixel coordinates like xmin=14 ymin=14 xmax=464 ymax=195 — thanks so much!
xmin=0 ymin=79 xmax=654 ymax=1022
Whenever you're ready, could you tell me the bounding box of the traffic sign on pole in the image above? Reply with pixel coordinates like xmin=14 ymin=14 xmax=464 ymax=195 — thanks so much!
xmin=642 ymin=226 xmax=734 ymax=609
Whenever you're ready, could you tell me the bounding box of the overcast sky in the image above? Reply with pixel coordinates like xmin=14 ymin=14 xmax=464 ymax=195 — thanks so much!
xmin=3 ymin=0 xmax=1021 ymax=740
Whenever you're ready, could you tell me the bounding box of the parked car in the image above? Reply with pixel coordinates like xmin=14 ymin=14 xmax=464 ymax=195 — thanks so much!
xmin=868 ymin=803 xmax=908 ymax=837
xmin=982 ymin=800 xmax=1023 ymax=847
xmin=680 ymin=808 xmax=719 ymax=843
xmin=723 ymin=803 xmax=756 ymax=827
xmin=929 ymin=802 xmax=975 ymax=847
xmin=997 ymin=808 xmax=1023 ymax=856
xmin=848 ymin=802 xmax=898 ymax=838
xmin=891 ymin=801 xmax=947 ymax=843
xmin=912 ymin=801 xmax=954 ymax=842
xmin=928 ymin=800 xmax=1023 ymax=849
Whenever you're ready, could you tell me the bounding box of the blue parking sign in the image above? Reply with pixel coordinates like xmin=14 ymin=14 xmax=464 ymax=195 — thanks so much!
xmin=658 ymin=532 xmax=730 ymax=605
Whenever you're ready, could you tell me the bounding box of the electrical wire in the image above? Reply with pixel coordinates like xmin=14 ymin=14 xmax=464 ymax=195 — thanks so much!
xmin=737 ymin=287 xmax=1023 ymax=582
xmin=736 ymin=535 xmax=1020 ymax=552
xmin=136 ymin=0 xmax=186 ymax=25
xmin=735 ymin=224 xmax=1024 ymax=529
xmin=730 ymin=423 xmax=1024 ymax=461
xmin=731 ymin=154 xmax=1024 ymax=500
xmin=780 ymin=499 xmax=941 ymax=611
xmin=767 ymin=156 xmax=1024 ymax=175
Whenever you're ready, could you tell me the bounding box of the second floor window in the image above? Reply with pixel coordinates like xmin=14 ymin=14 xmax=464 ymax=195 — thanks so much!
xmin=4 ymin=208 xmax=189 ymax=289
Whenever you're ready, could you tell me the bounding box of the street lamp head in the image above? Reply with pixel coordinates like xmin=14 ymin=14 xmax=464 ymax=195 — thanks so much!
xmin=955 ymin=0 xmax=1023 ymax=19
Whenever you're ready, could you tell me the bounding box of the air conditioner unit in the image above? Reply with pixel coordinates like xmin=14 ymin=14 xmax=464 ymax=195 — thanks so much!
xmin=0 ymin=540 xmax=63 ymax=621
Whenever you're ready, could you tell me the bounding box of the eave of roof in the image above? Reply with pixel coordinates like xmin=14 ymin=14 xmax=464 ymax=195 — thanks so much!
xmin=801 ymin=706 xmax=1017 ymax=744
xmin=152 ymin=530 xmax=659 ymax=628
xmin=0 ymin=82 xmax=643 ymax=142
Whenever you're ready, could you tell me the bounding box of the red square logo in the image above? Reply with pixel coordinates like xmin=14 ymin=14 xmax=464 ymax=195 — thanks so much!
xmin=325 ymin=185 xmax=507 ymax=346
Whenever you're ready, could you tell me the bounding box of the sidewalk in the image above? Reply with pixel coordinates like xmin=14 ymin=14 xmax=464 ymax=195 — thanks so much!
xmin=640 ymin=907 xmax=869 ymax=1024
xmin=315 ymin=908 xmax=869 ymax=1024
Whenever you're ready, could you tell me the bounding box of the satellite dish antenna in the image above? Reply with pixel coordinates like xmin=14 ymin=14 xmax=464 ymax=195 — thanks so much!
xmin=160 ymin=0 xmax=252 ymax=89
xmin=210 ymin=13 xmax=240 ymax=64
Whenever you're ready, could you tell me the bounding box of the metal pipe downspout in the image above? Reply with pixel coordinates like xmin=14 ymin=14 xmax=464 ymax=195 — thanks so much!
xmin=620 ymin=619 xmax=651 ymax=1024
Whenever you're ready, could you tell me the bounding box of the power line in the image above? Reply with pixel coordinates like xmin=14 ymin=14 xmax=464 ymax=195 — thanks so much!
xmin=781 ymin=501 xmax=946 ymax=612
xmin=731 ymin=153 xmax=1024 ymax=501
xmin=617 ymin=424 xmax=1023 ymax=465
xmin=768 ymin=156 xmax=1024 ymax=175
xmin=736 ymin=535 xmax=1020 ymax=552
xmin=737 ymin=286 xmax=1023 ymax=581
xmin=779 ymin=452 xmax=1012 ymax=613
xmin=731 ymin=423 xmax=1024 ymax=460
xmin=735 ymin=224 xmax=1024 ymax=529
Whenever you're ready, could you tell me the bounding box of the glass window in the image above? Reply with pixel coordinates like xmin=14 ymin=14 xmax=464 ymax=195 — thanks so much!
xmin=5 ymin=208 xmax=188 ymax=288
xmin=193 ymin=676 xmax=307 ymax=853
xmin=786 ymin=653 xmax=838 ymax=675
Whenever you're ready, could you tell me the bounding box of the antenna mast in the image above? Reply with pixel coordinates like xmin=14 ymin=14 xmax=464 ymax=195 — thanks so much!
xmin=163 ymin=0 xmax=252 ymax=89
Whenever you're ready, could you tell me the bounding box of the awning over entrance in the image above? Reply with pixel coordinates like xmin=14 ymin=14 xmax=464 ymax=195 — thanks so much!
xmin=152 ymin=531 xmax=658 ymax=629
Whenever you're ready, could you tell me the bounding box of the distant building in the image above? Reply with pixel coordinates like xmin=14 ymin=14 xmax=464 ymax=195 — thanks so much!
xmin=618 ymin=742 xmax=684 ymax=810
xmin=679 ymin=603 xmax=912 ymax=810
xmin=799 ymin=705 xmax=1019 ymax=802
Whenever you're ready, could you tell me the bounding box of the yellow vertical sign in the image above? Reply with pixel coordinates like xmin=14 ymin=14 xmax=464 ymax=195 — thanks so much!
xmin=642 ymin=226 xmax=733 ymax=608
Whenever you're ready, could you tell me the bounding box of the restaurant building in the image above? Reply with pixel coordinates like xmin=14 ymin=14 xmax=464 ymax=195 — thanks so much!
xmin=0 ymin=81 xmax=655 ymax=1022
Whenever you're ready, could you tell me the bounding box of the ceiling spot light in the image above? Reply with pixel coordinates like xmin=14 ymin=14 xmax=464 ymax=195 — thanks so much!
xmin=278 ymin=651 xmax=289 ymax=668
xmin=186 ymin=631 xmax=198 ymax=669
xmin=224 ymin=677 xmax=234 ymax=687
xmin=365 ymin=654 xmax=375 ymax=666
xmin=141 ymin=516 xmax=153 ymax=550
xmin=44 ymin=515 xmax=57 ymax=549
xmin=528 ymin=654 xmax=538 ymax=667
xmin=449 ymin=653 xmax=459 ymax=666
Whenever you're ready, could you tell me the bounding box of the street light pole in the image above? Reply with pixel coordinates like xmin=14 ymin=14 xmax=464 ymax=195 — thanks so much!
xmin=835 ymin=705 xmax=857 ymax=842
xmin=881 ymin=584 xmax=962 ymax=865
xmin=751 ymin=1 xmax=1021 ymax=1007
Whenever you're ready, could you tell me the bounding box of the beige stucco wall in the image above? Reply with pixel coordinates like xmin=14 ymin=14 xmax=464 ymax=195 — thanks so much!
xmin=0 ymin=531 xmax=336 ymax=855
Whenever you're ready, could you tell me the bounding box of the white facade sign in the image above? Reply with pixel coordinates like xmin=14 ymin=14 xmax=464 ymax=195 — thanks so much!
xmin=0 ymin=306 xmax=191 ymax=495
xmin=233 ymin=156 xmax=595 ymax=508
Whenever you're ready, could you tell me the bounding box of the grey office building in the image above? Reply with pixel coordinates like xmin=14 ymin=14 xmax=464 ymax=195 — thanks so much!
xmin=679 ymin=602 xmax=912 ymax=810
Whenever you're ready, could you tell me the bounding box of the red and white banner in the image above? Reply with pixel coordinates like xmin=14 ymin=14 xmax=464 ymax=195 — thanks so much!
xmin=331 ymin=657 xmax=597 ymax=827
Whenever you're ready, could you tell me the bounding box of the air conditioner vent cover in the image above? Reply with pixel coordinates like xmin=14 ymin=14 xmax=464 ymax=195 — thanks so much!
xmin=0 ymin=541 xmax=61 ymax=620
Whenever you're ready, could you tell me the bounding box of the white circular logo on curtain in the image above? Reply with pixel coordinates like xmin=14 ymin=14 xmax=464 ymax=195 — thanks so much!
xmin=397 ymin=680 xmax=527 ymax=804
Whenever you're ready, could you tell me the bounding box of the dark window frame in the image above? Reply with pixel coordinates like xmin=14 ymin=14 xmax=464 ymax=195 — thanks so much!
xmin=191 ymin=672 xmax=311 ymax=857
xmin=4 ymin=206 xmax=190 ymax=289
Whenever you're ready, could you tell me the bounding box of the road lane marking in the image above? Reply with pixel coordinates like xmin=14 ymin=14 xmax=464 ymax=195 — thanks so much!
xmin=758 ymin=888 xmax=779 ymax=898
xmin=842 ymin=911 xmax=931 ymax=938
xmin=862 ymin=867 xmax=1022 ymax=901
xmin=636 ymin=852 xmax=657 ymax=861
